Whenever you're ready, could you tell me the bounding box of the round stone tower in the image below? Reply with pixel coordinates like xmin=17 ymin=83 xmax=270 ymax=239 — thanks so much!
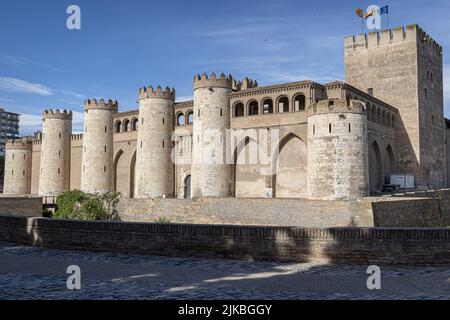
xmin=38 ymin=109 xmax=72 ymax=196
xmin=80 ymin=99 xmax=117 ymax=194
xmin=191 ymin=72 xmax=233 ymax=197
xmin=307 ymin=99 xmax=369 ymax=200
xmin=136 ymin=86 xmax=175 ymax=198
xmin=3 ymin=138 xmax=33 ymax=195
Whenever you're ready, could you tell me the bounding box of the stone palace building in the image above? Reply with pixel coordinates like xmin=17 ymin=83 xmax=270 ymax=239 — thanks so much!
xmin=3 ymin=25 xmax=449 ymax=201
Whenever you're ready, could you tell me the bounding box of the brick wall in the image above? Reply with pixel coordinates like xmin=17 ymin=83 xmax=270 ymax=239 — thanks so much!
xmin=0 ymin=215 xmax=449 ymax=266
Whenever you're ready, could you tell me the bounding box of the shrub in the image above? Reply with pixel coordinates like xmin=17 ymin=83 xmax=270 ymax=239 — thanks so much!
xmin=54 ymin=190 xmax=121 ymax=221
xmin=155 ymin=216 xmax=171 ymax=224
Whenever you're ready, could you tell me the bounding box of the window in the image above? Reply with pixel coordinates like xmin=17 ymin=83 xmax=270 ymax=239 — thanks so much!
xmin=248 ymin=101 xmax=259 ymax=116
xmin=177 ymin=113 xmax=185 ymax=126
xmin=367 ymin=88 xmax=374 ymax=96
xmin=234 ymin=103 xmax=244 ymax=117
xmin=186 ymin=111 xmax=194 ymax=124
xmin=262 ymin=99 xmax=273 ymax=114
xmin=294 ymin=94 xmax=306 ymax=111
xmin=278 ymin=97 xmax=289 ymax=113
xmin=329 ymin=124 xmax=332 ymax=133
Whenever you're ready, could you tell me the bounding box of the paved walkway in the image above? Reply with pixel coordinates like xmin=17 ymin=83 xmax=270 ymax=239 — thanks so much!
xmin=0 ymin=241 xmax=449 ymax=300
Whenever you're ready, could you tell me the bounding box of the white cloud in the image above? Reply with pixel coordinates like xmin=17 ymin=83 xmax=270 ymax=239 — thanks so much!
xmin=1 ymin=55 xmax=65 ymax=72
xmin=0 ymin=77 xmax=54 ymax=96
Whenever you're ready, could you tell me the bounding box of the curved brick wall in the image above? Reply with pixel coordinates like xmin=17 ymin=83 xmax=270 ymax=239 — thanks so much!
xmin=307 ymin=100 xmax=369 ymax=200
xmin=0 ymin=215 xmax=449 ymax=266
xmin=136 ymin=87 xmax=175 ymax=198
xmin=3 ymin=139 xmax=33 ymax=195
xmin=39 ymin=111 xmax=72 ymax=196
xmin=192 ymin=73 xmax=233 ymax=197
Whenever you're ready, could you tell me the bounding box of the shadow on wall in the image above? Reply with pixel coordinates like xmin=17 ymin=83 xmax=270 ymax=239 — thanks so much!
xmin=0 ymin=216 xmax=312 ymax=263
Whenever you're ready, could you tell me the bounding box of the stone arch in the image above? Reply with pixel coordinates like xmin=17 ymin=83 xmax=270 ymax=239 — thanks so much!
xmin=233 ymin=102 xmax=244 ymax=117
xmin=382 ymin=110 xmax=387 ymax=126
xmin=293 ymin=93 xmax=306 ymax=111
xmin=115 ymin=120 xmax=122 ymax=133
xmin=233 ymin=136 xmax=266 ymax=198
xmin=113 ymin=150 xmax=126 ymax=194
xmin=248 ymin=100 xmax=259 ymax=116
xmin=130 ymin=151 xmax=136 ymax=199
xmin=123 ymin=119 xmax=131 ymax=132
xmin=272 ymin=133 xmax=307 ymax=198
xmin=176 ymin=112 xmax=185 ymax=126
xmin=371 ymin=106 xmax=376 ymax=122
xmin=277 ymin=96 xmax=290 ymax=113
xmin=183 ymin=174 xmax=192 ymax=199
xmin=369 ymin=140 xmax=383 ymax=191
xmin=186 ymin=110 xmax=194 ymax=124
xmin=131 ymin=118 xmax=139 ymax=130
xmin=384 ymin=144 xmax=395 ymax=184
xmin=377 ymin=108 xmax=382 ymax=124
xmin=262 ymin=98 xmax=273 ymax=114
xmin=367 ymin=104 xmax=372 ymax=121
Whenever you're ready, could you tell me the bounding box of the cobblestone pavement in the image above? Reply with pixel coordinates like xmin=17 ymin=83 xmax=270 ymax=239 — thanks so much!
xmin=0 ymin=241 xmax=449 ymax=300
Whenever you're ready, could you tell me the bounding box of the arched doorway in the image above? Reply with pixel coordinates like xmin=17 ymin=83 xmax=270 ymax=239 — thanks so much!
xmin=184 ymin=175 xmax=191 ymax=199
xmin=369 ymin=141 xmax=383 ymax=191
xmin=384 ymin=145 xmax=395 ymax=184
xmin=130 ymin=152 xmax=136 ymax=198
xmin=233 ymin=136 xmax=266 ymax=198
xmin=272 ymin=133 xmax=307 ymax=198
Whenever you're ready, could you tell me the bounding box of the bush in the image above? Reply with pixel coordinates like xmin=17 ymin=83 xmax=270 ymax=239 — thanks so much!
xmin=54 ymin=190 xmax=121 ymax=221
xmin=155 ymin=216 xmax=171 ymax=224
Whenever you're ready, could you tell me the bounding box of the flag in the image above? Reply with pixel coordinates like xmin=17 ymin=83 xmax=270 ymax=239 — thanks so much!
xmin=355 ymin=8 xmax=364 ymax=18
xmin=364 ymin=10 xmax=374 ymax=19
xmin=380 ymin=5 xmax=389 ymax=15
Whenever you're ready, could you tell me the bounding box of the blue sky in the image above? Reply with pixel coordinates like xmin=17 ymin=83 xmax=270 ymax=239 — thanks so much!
xmin=1 ymin=0 xmax=450 ymax=135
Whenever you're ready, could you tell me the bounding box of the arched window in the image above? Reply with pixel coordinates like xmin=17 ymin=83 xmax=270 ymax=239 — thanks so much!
xmin=234 ymin=103 xmax=244 ymax=117
xmin=377 ymin=108 xmax=382 ymax=123
xmin=382 ymin=110 xmax=387 ymax=126
xmin=132 ymin=118 xmax=139 ymax=130
xmin=248 ymin=101 xmax=259 ymax=116
xmin=294 ymin=94 xmax=306 ymax=111
xmin=115 ymin=121 xmax=122 ymax=133
xmin=186 ymin=110 xmax=194 ymax=124
xmin=367 ymin=105 xmax=372 ymax=121
xmin=262 ymin=98 xmax=273 ymax=114
xmin=278 ymin=96 xmax=289 ymax=113
xmin=371 ymin=106 xmax=376 ymax=122
xmin=123 ymin=119 xmax=131 ymax=132
xmin=386 ymin=113 xmax=391 ymax=127
xmin=177 ymin=113 xmax=185 ymax=126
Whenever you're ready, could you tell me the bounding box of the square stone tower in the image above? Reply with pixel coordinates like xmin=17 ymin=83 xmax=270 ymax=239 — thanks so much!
xmin=345 ymin=24 xmax=445 ymax=189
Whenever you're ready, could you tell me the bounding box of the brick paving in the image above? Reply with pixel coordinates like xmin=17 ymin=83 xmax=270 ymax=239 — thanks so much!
xmin=0 ymin=241 xmax=449 ymax=300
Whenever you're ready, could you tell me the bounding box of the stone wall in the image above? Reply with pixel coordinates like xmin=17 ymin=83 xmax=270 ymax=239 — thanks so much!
xmin=117 ymin=196 xmax=449 ymax=228
xmin=1 ymin=215 xmax=449 ymax=265
xmin=0 ymin=196 xmax=42 ymax=217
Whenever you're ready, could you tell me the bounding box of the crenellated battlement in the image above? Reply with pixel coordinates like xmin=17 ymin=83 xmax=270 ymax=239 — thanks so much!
xmin=71 ymin=133 xmax=84 ymax=141
xmin=5 ymin=138 xmax=33 ymax=149
xmin=43 ymin=109 xmax=73 ymax=120
xmin=194 ymin=72 xmax=233 ymax=90
xmin=84 ymin=98 xmax=119 ymax=112
xmin=307 ymin=99 xmax=366 ymax=117
xmin=138 ymin=85 xmax=175 ymax=101
xmin=345 ymin=24 xmax=442 ymax=55
xmin=233 ymin=77 xmax=258 ymax=91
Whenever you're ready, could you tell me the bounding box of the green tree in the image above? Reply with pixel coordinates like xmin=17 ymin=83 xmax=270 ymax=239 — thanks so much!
xmin=54 ymin=190 xmax=121 ymax=221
